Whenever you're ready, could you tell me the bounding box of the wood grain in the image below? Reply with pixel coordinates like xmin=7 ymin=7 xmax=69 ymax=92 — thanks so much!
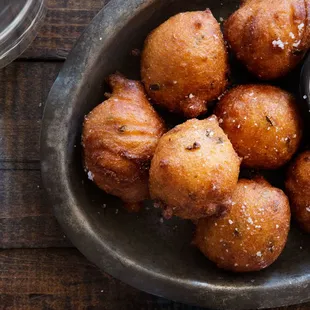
xmin=21 ymin=0 xmax=111 ymax=59
xmin=0 ymin=61 xmax=71 ymax=248
xmin=0 ymin=61 xmax=62 ymax=163
xmin=0 ymin=248 xmax=308 ymax=310
xmin=0 ymin=169 xmax=71 ymax=248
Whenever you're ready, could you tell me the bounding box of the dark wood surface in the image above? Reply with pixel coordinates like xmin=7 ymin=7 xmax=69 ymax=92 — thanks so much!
xmin=0 ymin=0 xmax=309 ymax=309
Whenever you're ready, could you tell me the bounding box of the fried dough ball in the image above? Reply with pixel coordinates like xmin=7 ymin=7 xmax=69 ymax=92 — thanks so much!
xmin=286 ymin=151 xmax=310 ymax=233
xmin=149 ymin=116 xmax=241 ymax=220
xmin=141 ymin=10 xmax=229 ymax=118
xmin=194 ymin=178 xmax=291 ymax=272
xmin=225 ymin=0 xmax=310 ymax=80
xmin=215 ymin=85 xmax=303 ymax=169
xmin=82 ymin=73 xmax=166 ymax=212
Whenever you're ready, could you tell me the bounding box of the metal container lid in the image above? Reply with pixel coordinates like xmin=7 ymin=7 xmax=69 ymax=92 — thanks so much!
xmin=0 ymin=0 xmax=46 ymax=68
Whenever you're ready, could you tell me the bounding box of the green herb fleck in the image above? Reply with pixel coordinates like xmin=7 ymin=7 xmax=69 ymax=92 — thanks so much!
xmin=149 ymin=83 xmax=161 ymax=91
xmin=118 ymin=125 xmax=127 ymax=133
xmin=217 ymin=137 xmax=224 ymax=144
xmin=186 ymin=142 xmax=201 ymax=151
xmin=266 ymin=116 xmax=274 ymax=126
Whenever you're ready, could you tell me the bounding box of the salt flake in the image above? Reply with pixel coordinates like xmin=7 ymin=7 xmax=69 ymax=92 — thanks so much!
xmin=88 ymin=171 xmax=94 ymax=181
xmin=272 ymin=39 xmax=285 ymax=49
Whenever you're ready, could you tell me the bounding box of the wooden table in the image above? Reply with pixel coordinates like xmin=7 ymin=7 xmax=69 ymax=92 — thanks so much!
xmin=0 ymin=1 xmax=309 ymax=309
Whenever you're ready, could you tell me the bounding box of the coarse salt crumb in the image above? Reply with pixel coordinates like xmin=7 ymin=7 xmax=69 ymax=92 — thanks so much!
xmin=306 ymin=207 xmax=310 ymax=212
xmin=272 ymin=39 xmax=285 ymax=49
xmin=215 ymin=222 xmax=218 ymax=226
xmin=289 ymin=32 xmax=295 ymax=39
xmin=99 ymin=37 xmax=102 ymax=41
xmin=101 ymin=290 xmax=104 ymax=292
xmin=209 ymin=131 xmax=214 ymax=137
xmin=88 ymin=171 xmax=94 ymax=181
xmin=160 ymin=217 xmax=164 ymax=223
xmin=154 ymin=202 xmax=161 ymax=208
xmin=219 ymin=118 xmax=223 ymax=124
xmin=293 ymin=134 xmax=297 ymax=138
xmin=256 ymin=251 xmax=262 ymax=257
xmin=255 ymin=225 xmax=261 ymax=229
xmin=300 ymin=246 xmax=303 ymax=250
xmin=244 ymin=116 xmax=247 ymax=120
xmin=189 ymin=93 xmax=195 ymax=99
xmin=237 ymin=124 xmax=241 ymax=129
xmin=293 ymin=40 xmax=301 ymax=47
xmin=276 ymin=224 xmax=279 ymax=229
xmin=298 ymin=23 xmax=304 ymax=31
xmin=303 ymin=95 xmax=308 ymax=99
xmin=228 ymin=219 xmax=234 ymax=225
xmin=247 ymin=217 xmax=253 ymax=225
xmin=234 ymin=263 xmax=238 ymax=267
xmin=173 ymin=80 xmax=178 ymax=84
xmin=232 ymin=119 xmax=236 ymax=123
xmin=219 ymin=17 xmax=224 ymax=22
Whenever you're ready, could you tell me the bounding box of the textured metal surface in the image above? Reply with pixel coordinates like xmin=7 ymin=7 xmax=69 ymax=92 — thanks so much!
xmin=300 ymin=53 xmax=310 ymax=126
xmin=41 ymin=0 xmax=310 ymax=308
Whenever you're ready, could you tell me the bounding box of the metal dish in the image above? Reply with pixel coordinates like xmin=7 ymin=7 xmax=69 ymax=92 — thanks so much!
xmin=41 ymin=0 xmax=310 ymax=308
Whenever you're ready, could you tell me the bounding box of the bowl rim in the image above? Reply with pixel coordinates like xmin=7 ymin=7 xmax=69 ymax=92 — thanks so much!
xmin=40 ymin=0 xmax=310 ymax=308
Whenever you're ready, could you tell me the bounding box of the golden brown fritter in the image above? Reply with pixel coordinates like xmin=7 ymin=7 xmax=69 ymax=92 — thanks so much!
xmin=194 ymin=178 xmax=291 ymax=272
xmin=225 ymin=0 xmax=310 ymax=80
xmin=215 ymin=85 xmax=303 ymax=169
xmin=286 ymin=151 xmax=310 ymax=233
xmin=149 ymin=116 xmax=241 ymax=220
xmin=82 ymin=73 xmax=166 ymax=212
xmin=141 ymin=10 xmax=229 ymax=118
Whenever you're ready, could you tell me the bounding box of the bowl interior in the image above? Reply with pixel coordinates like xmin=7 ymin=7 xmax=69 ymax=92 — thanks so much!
xmin=42 ymin=0 xmax=310 ymax=308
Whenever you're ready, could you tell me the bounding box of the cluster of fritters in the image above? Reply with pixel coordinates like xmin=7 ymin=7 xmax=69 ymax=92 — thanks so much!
xmin=82 ymin=0 xmax=310 ymax=273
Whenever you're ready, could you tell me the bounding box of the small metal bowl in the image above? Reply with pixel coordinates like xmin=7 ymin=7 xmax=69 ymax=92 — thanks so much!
xmin=41 ymin=0 xmax=310 ymax=308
